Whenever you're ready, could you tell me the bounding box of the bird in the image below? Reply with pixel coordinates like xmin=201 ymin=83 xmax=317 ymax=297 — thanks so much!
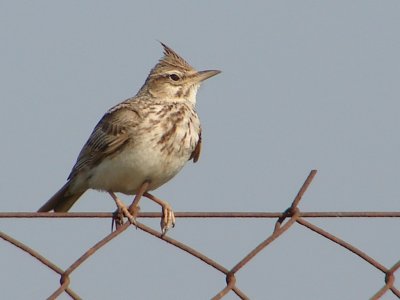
xmin=38 ymin=42 xmax=220 ymax=234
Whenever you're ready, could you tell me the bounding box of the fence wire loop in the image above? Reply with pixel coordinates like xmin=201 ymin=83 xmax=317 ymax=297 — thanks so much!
xmin=1 ymin=170 xmax=399 ymax=299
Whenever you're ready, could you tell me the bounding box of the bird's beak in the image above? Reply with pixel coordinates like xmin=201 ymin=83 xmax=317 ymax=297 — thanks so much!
xmin=194 ymin=70 xmax=221 ymax=83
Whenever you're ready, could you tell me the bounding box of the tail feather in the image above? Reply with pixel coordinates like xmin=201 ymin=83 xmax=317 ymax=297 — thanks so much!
xmin=38 ymin=181 xmax=85 ymax=212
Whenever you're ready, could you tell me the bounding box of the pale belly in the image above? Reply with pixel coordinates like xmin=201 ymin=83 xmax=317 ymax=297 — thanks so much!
xmin=85 ymin=137 xmax=194 ymax=195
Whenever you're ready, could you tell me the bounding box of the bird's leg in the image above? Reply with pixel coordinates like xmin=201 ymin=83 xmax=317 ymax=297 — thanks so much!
xmin=144 ymin=192 xmax=175 ymax=235
xmin=128 ymin=181 xmax=150 ymax=215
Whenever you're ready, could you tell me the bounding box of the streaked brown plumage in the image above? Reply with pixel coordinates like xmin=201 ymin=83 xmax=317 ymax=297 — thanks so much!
xmin=38 ymin=42 xmax=220 ymax=233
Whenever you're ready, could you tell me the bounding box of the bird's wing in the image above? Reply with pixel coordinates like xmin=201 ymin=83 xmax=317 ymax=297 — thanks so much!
xmin=190 ymin=129 xmax=202 ymax=163
xmin=68 ymin=107 xmax=140 ymax=179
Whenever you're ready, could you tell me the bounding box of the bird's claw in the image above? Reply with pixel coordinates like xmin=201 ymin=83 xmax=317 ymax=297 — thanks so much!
xmin=112 ymin=208 xmax=125 ymax=230
xmin=161 ymin=203 xmax=175 ymax=236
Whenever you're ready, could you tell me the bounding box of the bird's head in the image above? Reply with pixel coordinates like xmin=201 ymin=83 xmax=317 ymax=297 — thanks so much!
xmin=140 ymin=42 xmax=220 ymax=104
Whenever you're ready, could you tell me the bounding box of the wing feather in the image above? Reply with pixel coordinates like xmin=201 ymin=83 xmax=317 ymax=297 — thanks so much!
xmin=190 ymin=130 xmax=202 ymax=163
xmin=68 ymin=107 xmax=139 ymax=179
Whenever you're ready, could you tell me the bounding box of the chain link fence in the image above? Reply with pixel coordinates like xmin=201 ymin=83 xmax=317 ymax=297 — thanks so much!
xmin=1 ymin=170 xmax=399 ymax=299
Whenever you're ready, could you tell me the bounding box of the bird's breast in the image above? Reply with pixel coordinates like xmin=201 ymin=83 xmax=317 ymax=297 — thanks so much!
xmin=87 ymin=103 xmax=201 ymax=194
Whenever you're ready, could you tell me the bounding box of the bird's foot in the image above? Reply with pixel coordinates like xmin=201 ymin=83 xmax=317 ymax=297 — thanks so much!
xmin=144 ymin=192 xmax=176 ymax=236
xmin=112 ymin=207 xmax=125 ymax=230
xmin=112 ymin=204 xmax=140 ymax=229
xmin=109 ymin=192 xmax=140 ymax=230
xmin=160 ymin=201 xmax=175 ymax=236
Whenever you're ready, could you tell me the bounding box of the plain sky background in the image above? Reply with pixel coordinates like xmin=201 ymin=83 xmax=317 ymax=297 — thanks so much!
xmin=0 ymin=1 xmax=399 ymax=299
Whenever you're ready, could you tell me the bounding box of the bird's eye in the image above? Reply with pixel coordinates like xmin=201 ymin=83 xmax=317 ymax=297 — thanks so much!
xmin=169 ymin=74 xmax=180 ymax=81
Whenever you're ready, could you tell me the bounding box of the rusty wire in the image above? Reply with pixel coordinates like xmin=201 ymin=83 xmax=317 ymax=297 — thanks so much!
xmin=2 ymin=211 xmax=400 ymax=218
xmin=1 ymin=170 xmax=399 ymax=299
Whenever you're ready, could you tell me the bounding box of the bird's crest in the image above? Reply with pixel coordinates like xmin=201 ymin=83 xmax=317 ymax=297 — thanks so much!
xmin=149 ymin=42 xmax=194 ymax=75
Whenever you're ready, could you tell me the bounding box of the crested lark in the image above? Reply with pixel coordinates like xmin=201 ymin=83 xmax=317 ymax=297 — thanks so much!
xmin=38 ymin=43 xmax=220 ymax=234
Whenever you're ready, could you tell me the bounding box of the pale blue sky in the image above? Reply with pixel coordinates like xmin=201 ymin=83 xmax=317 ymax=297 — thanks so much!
xmin=1 ymin=1 xmax=399 ymax=299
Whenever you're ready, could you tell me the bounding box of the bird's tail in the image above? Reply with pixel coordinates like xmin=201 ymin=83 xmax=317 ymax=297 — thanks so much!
xmin=38 ymin=181 xmax=85 ymax=212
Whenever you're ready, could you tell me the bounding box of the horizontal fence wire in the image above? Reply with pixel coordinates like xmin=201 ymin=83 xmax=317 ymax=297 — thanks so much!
xmin=1 ymin=170 xmax=399 ymax=299
xmin=2 ymin=211 xmax=400 ymax=218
